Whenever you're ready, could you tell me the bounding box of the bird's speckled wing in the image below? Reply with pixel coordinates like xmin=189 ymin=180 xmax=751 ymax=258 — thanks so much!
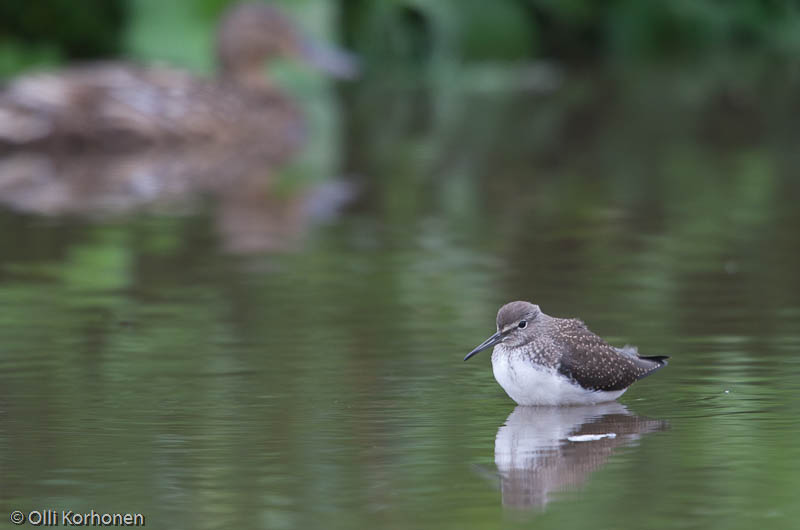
xmin=553 ymin=318 xmax=666 ymax=391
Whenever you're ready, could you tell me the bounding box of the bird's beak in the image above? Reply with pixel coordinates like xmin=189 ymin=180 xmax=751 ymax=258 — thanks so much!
xmin=300 ymin=39 xmax=360 ymax=80
xmin=464 ymin=331 xmax=503 ymax=361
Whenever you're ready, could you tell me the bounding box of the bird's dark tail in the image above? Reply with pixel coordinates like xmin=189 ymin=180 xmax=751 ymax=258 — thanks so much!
xmin=639 ymin=355 xmax=669 ymax=366
xmin=634 ymin=355 xmax=669 ymax=381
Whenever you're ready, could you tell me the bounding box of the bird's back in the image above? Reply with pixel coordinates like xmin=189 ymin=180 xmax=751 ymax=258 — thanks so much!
xmin=553 ymin=317 xmax=667 ymax=392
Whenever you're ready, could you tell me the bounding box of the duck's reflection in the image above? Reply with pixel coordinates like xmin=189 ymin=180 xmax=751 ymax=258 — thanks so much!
xmin=0 ymin=149 xmax=355 ymax=253
xmin=494 ymin=403 xmax=667 ymax=509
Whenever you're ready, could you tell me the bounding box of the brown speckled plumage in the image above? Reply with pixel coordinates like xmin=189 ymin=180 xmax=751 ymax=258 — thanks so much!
xmin=550 ymin=317 xmax=666 ymax=391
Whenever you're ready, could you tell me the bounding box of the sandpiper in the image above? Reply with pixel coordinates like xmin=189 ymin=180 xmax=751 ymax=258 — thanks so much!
xmin=464 ymin=301 xmax=668 ymax=405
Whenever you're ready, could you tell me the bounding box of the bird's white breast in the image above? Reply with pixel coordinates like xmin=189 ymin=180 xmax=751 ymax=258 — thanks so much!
xmin=491 ymin=351 xmax=626 ymax=406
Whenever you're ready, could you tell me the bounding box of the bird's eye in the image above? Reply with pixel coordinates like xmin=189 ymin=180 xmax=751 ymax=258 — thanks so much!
xmin=518 ymin=320 xmax=527 ymax=329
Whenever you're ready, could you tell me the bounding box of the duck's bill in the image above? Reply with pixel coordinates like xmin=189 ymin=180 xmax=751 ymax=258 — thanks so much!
xmin=301 ymin=40 xmax=360 ymax=79
xmin=464 ymin=331 xmax=503 ymax=361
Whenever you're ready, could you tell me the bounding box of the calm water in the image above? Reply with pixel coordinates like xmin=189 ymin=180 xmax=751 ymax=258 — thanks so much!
xmin=1 ymin=71 xmax=800 ymax=529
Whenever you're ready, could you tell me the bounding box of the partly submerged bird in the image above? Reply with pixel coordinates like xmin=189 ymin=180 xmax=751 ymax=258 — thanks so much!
xmin=0 ymin=2 xmax=357 ymax=152
xmin=464 ymin=301 xmax=668 ymax=406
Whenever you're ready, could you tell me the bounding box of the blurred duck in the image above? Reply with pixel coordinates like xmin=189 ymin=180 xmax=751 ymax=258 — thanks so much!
xmin=0 ymin=2 xmax=356 ymax=154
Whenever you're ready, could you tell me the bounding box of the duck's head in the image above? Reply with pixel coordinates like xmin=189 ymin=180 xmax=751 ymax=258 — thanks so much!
xmin=216 ymin=2 xmax=358 ymax=86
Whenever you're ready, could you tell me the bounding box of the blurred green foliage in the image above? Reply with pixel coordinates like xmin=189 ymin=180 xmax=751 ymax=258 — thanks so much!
xmin=0 ymin=0 xmax=126 ymax=74
xmin=344 ymin=0 xmax=536 ymax=67
xmin=3 ymin=0 xmax=800 ymax=76
xmin=344 ymin=0 xmax=800 ymax=64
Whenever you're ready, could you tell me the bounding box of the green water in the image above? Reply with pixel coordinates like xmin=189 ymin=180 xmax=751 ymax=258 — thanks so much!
xmin=1 ymin=71 xmax=800 ymax=529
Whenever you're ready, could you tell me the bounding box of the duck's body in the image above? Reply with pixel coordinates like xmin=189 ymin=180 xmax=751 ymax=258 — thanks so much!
xmin=465 ymin=301 xmax=668 ymax=406
xmin=0 ymin=63 xmax=302 ymax=155
xmin=0 ymin=3 xmax=354 ymax=151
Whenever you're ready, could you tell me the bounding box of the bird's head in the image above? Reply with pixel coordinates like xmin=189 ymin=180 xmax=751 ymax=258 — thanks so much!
xmin=216 ymin=3 xmax=358 ymax=85
xmin=464 ymin=301 xmax=541 ymax=361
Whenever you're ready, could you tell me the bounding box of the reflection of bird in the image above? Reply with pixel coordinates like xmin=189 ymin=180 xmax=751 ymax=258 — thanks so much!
xmin=465 ymin=301 xmax=668 ymax=405
xmin=215 ymin=175 xmax=356 ymax=254
xmin=0 ymin=148 xmax=355 ymax=253
xmin=494 ymin=403 xmax=667 ymax=509
xmin=0 ymin=2 xmax=356 ymax=155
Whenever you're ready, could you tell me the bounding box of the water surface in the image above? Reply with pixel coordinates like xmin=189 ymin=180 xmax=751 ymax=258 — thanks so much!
xmin=1 ymin=70 xmax=800 ymax=529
